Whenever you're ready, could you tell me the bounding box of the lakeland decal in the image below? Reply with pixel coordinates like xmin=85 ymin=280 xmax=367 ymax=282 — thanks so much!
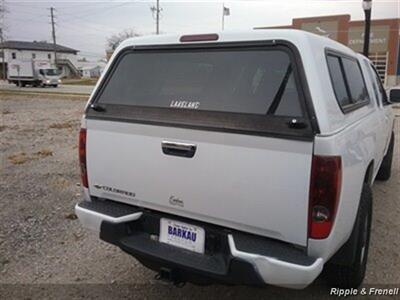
xmin=170 ymin=100 xmax=200 ymax=109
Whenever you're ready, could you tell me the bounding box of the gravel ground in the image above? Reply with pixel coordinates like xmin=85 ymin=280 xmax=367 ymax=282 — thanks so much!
xmin=0 ymin=94 xmax=399 ymax=299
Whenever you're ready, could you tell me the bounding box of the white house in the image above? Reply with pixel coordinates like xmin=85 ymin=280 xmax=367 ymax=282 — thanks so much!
xmin=76 ymin=60 xmax=106 ymax=78
xmin=0 ymin=40 xmax=80 ymax=78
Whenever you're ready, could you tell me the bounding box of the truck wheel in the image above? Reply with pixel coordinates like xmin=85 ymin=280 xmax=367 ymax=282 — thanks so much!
xmin=324 ymin=184 xmax=372 ymax=288
xmin=21 ymin=82 xmax=26 ymax=87
xmin=376 ymin=132 xmax=394 ymax=181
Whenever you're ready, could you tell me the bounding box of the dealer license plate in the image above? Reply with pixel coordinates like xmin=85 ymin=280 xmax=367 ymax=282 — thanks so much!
xmin=159 ymin=218 xmax=205 ymax=254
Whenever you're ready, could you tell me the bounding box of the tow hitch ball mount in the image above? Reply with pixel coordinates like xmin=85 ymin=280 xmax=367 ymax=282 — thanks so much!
xmin=154 ymin=268 xmax=186 ymax=288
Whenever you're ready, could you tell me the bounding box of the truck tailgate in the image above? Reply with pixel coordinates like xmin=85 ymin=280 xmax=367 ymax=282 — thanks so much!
xmin=86 ymin=119 xmax=312 ymax=246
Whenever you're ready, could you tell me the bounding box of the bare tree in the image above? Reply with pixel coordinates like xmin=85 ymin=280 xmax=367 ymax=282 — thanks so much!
xmin=107 ymin=29 xmax=140 ymax=51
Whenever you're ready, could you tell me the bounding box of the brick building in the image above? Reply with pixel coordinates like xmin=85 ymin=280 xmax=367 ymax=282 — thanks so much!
xmin=256 ymin=15 xmax=400 ymax=87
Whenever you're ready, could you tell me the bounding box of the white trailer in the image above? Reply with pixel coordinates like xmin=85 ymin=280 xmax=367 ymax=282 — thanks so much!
xmin=7 ymin=59 xmax=61 ymax=87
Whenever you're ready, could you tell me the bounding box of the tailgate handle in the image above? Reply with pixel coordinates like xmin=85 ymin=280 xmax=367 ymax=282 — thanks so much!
xmin=162 ymin=141 xmax=197 ymax=158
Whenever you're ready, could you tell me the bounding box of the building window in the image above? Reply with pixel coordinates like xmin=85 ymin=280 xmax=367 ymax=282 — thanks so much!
xmin=32 ymin=53 xmax=36 ymax=59
xmin=48 ymin=53 xmax=51 ymax=59
xmin=12 ymin=52 xmax=16 ymax=59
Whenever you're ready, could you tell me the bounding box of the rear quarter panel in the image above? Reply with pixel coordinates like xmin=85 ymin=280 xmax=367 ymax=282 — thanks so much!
xmin=308 ymin=112 xmax=380 ymax=260
xmin=307 ymin=52 xmax=390 ymax=260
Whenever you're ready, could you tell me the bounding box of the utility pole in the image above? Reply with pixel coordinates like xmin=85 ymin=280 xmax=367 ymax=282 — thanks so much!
xmin=0 ymin=28 xmax=5 ymax=81
xmin=49 ymin=7 xmax=57 ymax=65
xmin=0 ymin=0 xmax=6 ymax=81
xmin=150 ymin=0 xmax=162 ymax=34
xmin=156 ymin=0 xmax=159 ymax=34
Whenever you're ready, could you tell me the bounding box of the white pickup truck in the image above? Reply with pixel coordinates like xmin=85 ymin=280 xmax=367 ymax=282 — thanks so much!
xmin=75 ymin=30 xmax=398 ymax=289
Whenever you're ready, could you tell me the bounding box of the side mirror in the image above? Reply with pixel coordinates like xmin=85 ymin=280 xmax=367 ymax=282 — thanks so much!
xmin=389 ymin=88 xmax=400 ymax=103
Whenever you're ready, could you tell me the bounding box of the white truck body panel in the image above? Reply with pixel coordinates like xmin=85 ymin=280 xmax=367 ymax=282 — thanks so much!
xmin=8 ymin=60 xmax=34 ymax=77
xmin=87 ymin=120 xmax=313 ymax=246
xmin=8 ymin=59 xmax=51 ymax=79
xmin=308 ymin=54 xmax=395 ymax=260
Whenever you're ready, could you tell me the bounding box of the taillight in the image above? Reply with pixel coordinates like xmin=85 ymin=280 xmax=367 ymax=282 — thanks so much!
xmin=308 ymin=155 xmax=342 ymax=239
xmin=79 ymin=128 xmax=88 ymax=188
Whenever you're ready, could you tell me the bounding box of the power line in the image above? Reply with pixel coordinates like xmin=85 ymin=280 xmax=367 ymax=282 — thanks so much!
xmin=47 ymin=3 xmax=112 ymax=12
xmin=10 ymin=16 xmax=48 ymax=24
xmin=58 ymin=3 xmax=116 ymax=17
xmin=9 ymin=10 xmax=48 ymax=18
xmin=59 ymin=2 xmax=133 ymax=23
xmin=6 ymin=2 xmax=47 ymax=12
xmin=57 ymin=15 xmax=119 ymax=35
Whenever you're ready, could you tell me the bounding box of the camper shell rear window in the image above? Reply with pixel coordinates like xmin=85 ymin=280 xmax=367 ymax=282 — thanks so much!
xmin=96 ymin=49 xmax=303 ymax=117
xmin=88 ymin=42 xmax=317 ymax=140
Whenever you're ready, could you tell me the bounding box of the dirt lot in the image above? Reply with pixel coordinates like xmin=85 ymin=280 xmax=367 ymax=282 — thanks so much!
xmin=0 ymin=94 xmax=399 ymax=299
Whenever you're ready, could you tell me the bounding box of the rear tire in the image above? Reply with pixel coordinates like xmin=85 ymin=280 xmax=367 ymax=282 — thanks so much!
xmin=324 ymin=184 xmax=372 ymax=288
xmin=376 ymin=132 xmax=394 ymax=181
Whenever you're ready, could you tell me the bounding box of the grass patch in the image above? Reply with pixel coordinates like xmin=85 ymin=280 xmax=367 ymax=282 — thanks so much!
xmin=65 ymin=213 xmax=78 ymax=220
xmin=8 ymin=152 xmax=30 ymax=165
xmin=62 ymin=78 xmax=98 ymax=86
xmin=53 ymin=177 xmax=70 ymax=189
xmin=49 ymin=121 xmax=77 ymax=129
xmin=35 ymin=149 xmax=53 ymax=157
xmin=18 ymin=128 xmax=35 ymax=133
xmin=0 ymin=90 xmax=89 ymax=100
xmin=8 ymin=149 xmax=53 ymax=165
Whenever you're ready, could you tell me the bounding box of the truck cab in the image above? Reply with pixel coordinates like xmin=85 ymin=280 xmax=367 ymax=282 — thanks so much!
xmin=38 ymin=68 xmax=61 ymax=87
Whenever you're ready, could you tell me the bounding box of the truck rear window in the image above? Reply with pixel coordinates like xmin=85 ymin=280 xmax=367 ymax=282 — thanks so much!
xmin=96 ymin=49 xmax=303 ymax=117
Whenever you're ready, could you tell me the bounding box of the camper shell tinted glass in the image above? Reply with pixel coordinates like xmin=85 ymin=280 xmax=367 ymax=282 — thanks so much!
xmin=326 ymin=50 xmax=370 ymax=113
xmin=97 ymin=49 xmax=303 ymax=117
xmin=327 ymin=55 xmax=351 ymax=107
xmin=341 ymin=58 xmax=369 ymax=104
xmin=88 ymin=42 xmax=317 ymax=140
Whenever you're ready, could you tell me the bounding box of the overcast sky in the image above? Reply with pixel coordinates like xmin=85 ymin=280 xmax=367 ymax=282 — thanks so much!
xmin=3 ymin=0 xmax=399 ymax=60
